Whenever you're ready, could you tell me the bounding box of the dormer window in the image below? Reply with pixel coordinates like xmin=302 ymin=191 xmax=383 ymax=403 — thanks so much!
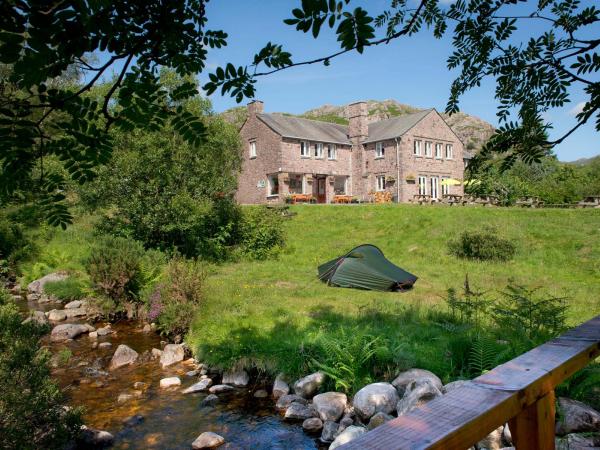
xmin=315 ymin=143 xmax=323 ymax=158
xmin=249 ymin=141 xmax=257 ymax=159
xmin=375 ymin=142 xmax=385 ymax=158
xmin=300 ymin=141 xmax=310 ymax=157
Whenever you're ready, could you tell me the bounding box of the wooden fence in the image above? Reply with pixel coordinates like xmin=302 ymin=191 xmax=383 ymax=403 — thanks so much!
xmin=340 ymin=314 xmax=600 ymax=450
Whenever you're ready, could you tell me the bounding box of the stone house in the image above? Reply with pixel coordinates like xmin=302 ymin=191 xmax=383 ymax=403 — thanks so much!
xmin=236 ymin=100 xmax=465 ymax=204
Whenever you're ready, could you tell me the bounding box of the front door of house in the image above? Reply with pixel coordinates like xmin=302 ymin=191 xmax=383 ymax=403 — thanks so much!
xmin=317 ymin=177 xmax=326 ymax=203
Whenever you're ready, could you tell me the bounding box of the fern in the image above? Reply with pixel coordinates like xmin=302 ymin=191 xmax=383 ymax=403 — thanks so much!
xmin=469 ymin=334 xmax=498 ymax=376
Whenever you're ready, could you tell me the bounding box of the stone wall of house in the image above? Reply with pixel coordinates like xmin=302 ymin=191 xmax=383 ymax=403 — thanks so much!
xmin=236 ymin=112 xmax=283 ymax=204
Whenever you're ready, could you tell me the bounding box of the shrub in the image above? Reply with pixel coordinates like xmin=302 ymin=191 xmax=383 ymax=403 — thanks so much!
xmin=240 ymin=206 xmax=285 ymax=260
xmin=44 ymin=278 xmax=86 ymax=301
xmin=0 ymin=290 xmax=82 ymax=448
xmin=0 ymin=215 xmax=32 ymax=274
xmin=85 ymin=235 xmax=145 ymax=302
xmin=448 ymin=228 xmax=516 ymax=261
xmin=146 ymin=256 xmax=205 ymax=337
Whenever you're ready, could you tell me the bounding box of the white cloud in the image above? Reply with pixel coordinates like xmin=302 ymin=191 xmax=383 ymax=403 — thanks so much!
xmin=569 ymin=101 xmax=586 ymax=116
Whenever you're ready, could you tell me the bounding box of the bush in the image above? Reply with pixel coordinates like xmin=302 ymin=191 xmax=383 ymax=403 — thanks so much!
xmin=448 ymin=228 xmax=516 ymax=261
xmin=85 ymin=236 xmax=145 ymax=302
xmin=0 ymin=290 xmax=82 ymax=448
xmin=146 ymin=256 xmax=205 ymax=337
xmin=240 ymin=206 xmax=285 ymax=260
xmin=44 ymin=278 xmax=87 ymax=301
xmin=0 ymin=215 xmax=32 ymax=274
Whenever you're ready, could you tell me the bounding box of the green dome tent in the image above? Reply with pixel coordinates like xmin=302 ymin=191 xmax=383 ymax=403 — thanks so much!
xmin=317 ymin=244 xmax=418 ymax=292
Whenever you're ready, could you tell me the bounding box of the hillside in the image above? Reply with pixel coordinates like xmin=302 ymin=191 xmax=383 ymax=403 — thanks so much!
xmin=567 ymin=155 xmax=600 ymax=166
xmin=220 ymin=99 xmax=496 ymax=154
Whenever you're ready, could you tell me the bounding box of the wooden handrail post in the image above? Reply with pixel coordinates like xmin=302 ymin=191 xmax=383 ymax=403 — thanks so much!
xmin=508 ymin=389 xmax=556 ymax=450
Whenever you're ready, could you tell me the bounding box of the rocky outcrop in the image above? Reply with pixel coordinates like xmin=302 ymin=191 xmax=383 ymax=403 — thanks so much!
xmin=160 ymin=344 xmax=185 ymax=368
xmin=191 ymin=432 xmax=225 ymax=449
xmin=27 ymin=272 xmax=69 ymax=294
xmin=312 ymin=392 xmax=347 ymax=422
xmin=353 ymin=382 xmax=399 ymax=421
xmin=109 ymin=345 xmax=139 ymax=370
xmin=293 ymin=372 xmax=325 ymax=398
xmin=396 ymin=379 xmax=442 ymax=416
xmin=329 ymin=425 xmax=367 ymax=449
xmin=222 ymin=369 xmax=249 ymax=387
xmin=392 ymin=369 xmax=443 ymax=397
xmin=556 ymin=397 xmax=600 ymax=436
xmin=50 ymin=323 xmax=93 ymax=342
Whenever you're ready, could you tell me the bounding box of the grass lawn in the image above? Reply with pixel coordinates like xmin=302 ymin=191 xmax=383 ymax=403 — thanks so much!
xmin=189 ymin=204 xmax=600 ymax=383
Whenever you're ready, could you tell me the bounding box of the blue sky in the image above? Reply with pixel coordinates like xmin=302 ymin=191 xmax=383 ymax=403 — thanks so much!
xmin=198 ymin=0 xmax=599 ymax=161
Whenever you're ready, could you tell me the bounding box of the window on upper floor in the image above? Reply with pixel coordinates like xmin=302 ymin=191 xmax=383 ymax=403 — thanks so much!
xmin=425 ymin=141 xmax=432 ymax=157
xmin=249 ymin=141 xmax=257 ymax=158
xmin=375 ymin=142 xmax=385 ymax=158
xmin=300 ymin=141 xmax=310 ymax=157
xmin=446 ymin=144 xmax=454 ymax=159
xmin=414 ymin=140 xmax=422 ymax=156
xmin=327 ymin=144 xmax=337 ymax=160
xmin=376 ymin=175 xmax=386 ymax=192
xmin=435 ymin=143 xmax=443 ymax=159
xmin=315 ymin=143 xmax=323 ymax=158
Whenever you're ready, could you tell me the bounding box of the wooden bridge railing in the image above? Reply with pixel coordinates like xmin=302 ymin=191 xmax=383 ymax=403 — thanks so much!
xmin=340 ymin=314 xmax=600 ymax=450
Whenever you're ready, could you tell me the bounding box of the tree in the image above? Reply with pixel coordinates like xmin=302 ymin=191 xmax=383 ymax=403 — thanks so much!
xmin=1 ymin=0 xmax=223 ymax=227
xmin=205 ymin=0 xmax=599 ymax=172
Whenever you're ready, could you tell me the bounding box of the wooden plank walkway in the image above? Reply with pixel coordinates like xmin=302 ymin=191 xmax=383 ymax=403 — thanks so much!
xmin=340 ymin=315 xmax=600 ymax=450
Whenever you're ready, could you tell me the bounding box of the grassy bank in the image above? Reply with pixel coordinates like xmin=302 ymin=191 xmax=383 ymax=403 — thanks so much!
xmin=189 ymin=204 xmax=600 ymax=382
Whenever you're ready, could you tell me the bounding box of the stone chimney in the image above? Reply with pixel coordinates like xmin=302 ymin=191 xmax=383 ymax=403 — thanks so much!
xmin=248 ymin=100 xmax=264 ymax=116
xmin=348 ymin=101 xmax=368 ymax=141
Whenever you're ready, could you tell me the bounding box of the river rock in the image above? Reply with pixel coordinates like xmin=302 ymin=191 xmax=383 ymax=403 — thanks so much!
xmin=276 ymin=394 xmax=309 ymax=411
xmin=222 ymin=369 xmax=249 ymax=387
xmin=312 ymin=392 xmax=347 ymax=422
xmin=98 ymin=342 xmax=112 ymax=349
xmin=254 ymin=389 xmax=268 ymax=398
xmin=353 ymin=382 xmax=399 ymax=421
xmin=9 ymin=283 xmax=21 ymax=294
xmin=89 ymin=331 xmax=98 ymax=339
xmin=556 ymin=397 xmax=600 ymax=435
xmin=65 ymin=307 xmax=87 ymax=318
xmin=122 ymin=414 xmax=144 ymax=427
xmin=142 ymin=323 xmax=152 ymax=332
xmin=64 ymin=300 xmax=82 ymax=309
xmin=368 ymin=412 xmax=394 ymax=430
xmin=329 ymin=425 xmax=367 ymax=449
xmin=321 ymin=420 xmax=340 ymax=443
xmin=26 ymin=293 xmax=40 ymax=301
xmin=200 ymin=394 xmax=219 ymax=407
xmin=273 ymin=373 xmax=290 ymax=399
xmin=556 ymin=432 xmax=600 ymax=449
xmin=443 ymin=379 xmax=472 ymax=394
xmin=186 ymin=369 xmax=200 ymax=377
xmin=117 ymin=393 xmax=135 ymax=404
xmin=396 ymin=379 xmax=442 ymax=416
xmin=109 ymin=344 xmax=139 ymax=370
xmin=209 ymin=384 xmax=235 ymax=394
xmin=27 ymin=272 xmax=69 ymax=294
xmin=160 ymin=344 xmax=185 ymax=368
xmin=191 ymin=432 xmax=225 ymax=449
xmin=476 ymin=425 xmax=504 ymax=450
xmin=50 ymin=323 xmax=91 ymax=342
xmin=48 ymin=309 xmax=67 ymax=321
xmin=284 ymin=402 xmax=318 ymax=420
xmin=25 ymin=310 xmax=49 ymax=326
xmin=302 ymin=417 xmax=323 ymax=433
xmin=96 ymin=326 xmax=112 ymax=336
xmin=293 ymin=371 xmax=325 ymax=398
xmin=392 ymin=368 xmax=443 ymax=397
xmin=160 ymin=377 xmax=181 ymax=388
xmin=151 ymin=348 xmax=162 ymax=358
xmin=78 ymin=426 xmax=114 ymax=448
xmin=182 ymin=378 xmax=213 ymax=394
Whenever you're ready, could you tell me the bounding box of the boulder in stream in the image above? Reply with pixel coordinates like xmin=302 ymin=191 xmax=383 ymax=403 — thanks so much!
xmin=27 ymin=272 xmax=69 ymax=294
xmin=182 ymin=378 xmax=213 ymax=394
xmin=329 ymin=425 xmax=367 ymax=449
xmin=160 ymin=344 xmax=185 ymax=368
xmin=208 ymin=384 xmax=235 ymax=394
xmin=108 ymin=344 xmax=139 ymax=370
xmin=50 ymin=323 xmax=92 ymax=342
xmin=64 ymin=300 xmax=82 ymax=309
xmin=222 ymin=369 xmax=249 ymax=387
xmin=200 ymin=394 xmax=219 ymax=407
xmin=78 ymin=426 xmax=114 ymax=448
xmin=312 ymin=392 xmax=347 ymax=422
xmin=353 ymin=382 xmax=399 ymax=421
xmin=160 ymin=377 xmax=181 ymax=388
xmin=48 ymin=309 xmax=67 ymax=321
xmin=191 ymin=431 xmax=225 ymax=449
xmin=273 ymin=373 xmax=290 ymax=400
xmin=293 ymin=372 xmax=326 ymax=398
xmin=392 ymin=368 xmax=443 ymax=397
xmin=23 ymin=310 xmax=49 ymax=326
xmin=556 ymin=397 xmax=600 ymax=435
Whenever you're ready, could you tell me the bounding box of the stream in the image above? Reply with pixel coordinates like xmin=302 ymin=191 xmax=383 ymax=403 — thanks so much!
xmin=17 ymin=297 xmax=320 ymax=449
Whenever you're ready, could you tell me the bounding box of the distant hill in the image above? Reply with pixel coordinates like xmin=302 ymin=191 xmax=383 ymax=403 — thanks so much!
xmin=220 ymin=99 xmax=496 ymax=154
xmin=566 ymin=155 xmax=600 ymax=166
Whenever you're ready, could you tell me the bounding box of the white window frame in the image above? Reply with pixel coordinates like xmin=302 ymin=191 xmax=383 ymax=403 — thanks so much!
xmin=441 ymin=177 xmax=450 ymax=196
xmin=446 ymin=144 xmax=454 ymax=159
xmin=425 ymin=141 xmax=432 ymax=158
xmin=327 ymin=144 xmax=337 ymax=160
xmin=267 ymin=174 xmax=279 ymax=197
xmin=375 ymin=142 xmax=385 ymax=159
xmin=430 ymin=176 xmax=439 ymax=200
xmin=315 ymin=142 xmax=323 ymax=159
xmin=376 ymin=175 xmax=386 ymax=192
xmin=435 ymin=143 xmax=443 ymax=159
xmin=249 ymin=141 xmax=257 ymax=159
xmin=300 ymin=141 xmax=310 ymax=157
xmin=418 ymin=176 xmax=427 ymax=195
xmin=414 ymin=140 xmax=422 ymax=156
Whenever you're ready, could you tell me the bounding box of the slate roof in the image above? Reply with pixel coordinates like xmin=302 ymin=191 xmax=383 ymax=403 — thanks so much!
xmin=258 ymin=113 xmax=351 ymax=145
xmin=363 ymin=109 xmax=433 ymax=144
